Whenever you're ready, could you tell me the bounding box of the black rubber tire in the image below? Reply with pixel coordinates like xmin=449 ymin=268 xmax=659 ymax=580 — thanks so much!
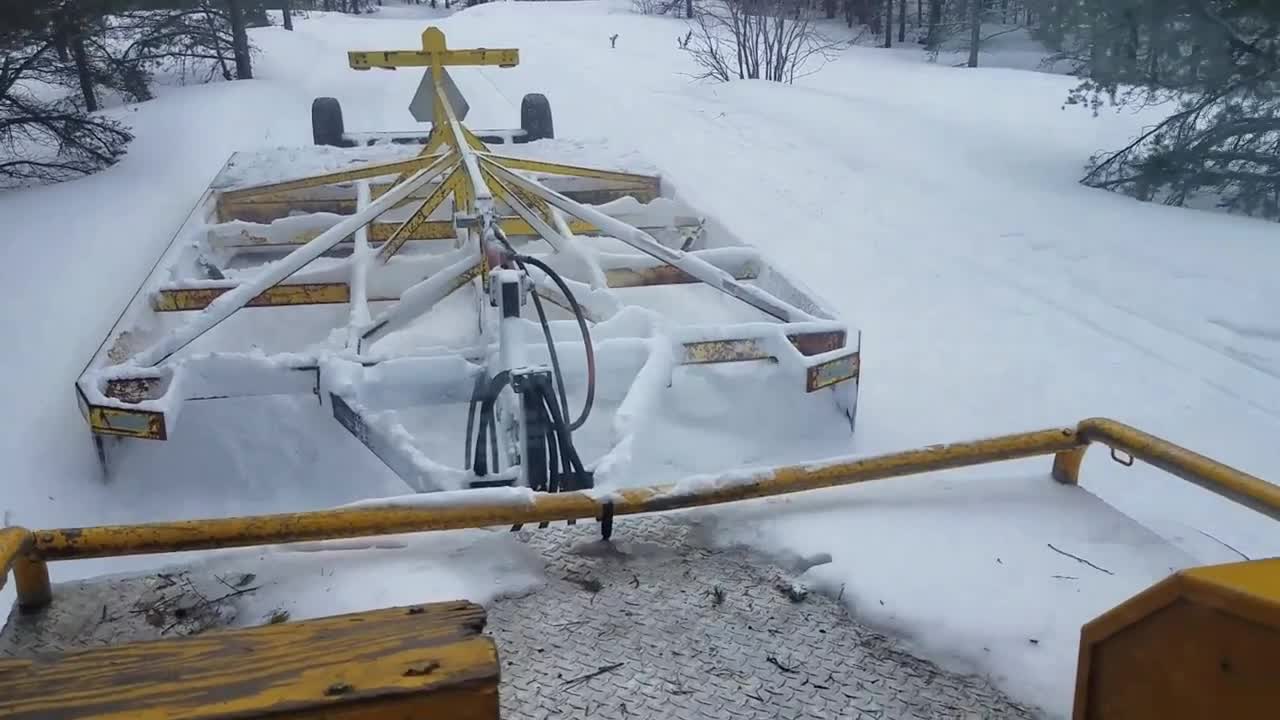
xmin=520 ymin=93 xmax=554 ymax=142
xmin=311 ymin=97 xmax=345 ymax=147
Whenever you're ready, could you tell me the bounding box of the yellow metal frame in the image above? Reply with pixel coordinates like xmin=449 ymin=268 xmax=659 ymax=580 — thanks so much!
xmin=5 ymin=418 xmax=1275 ymax=613
xmin=1073 ymin=557 xmax=1280 ymax=719
xmin=152 ymin=282 xmax=355 ymax=312
xmin=348 ymin=28 xmax=518 ymax=70
xmin=212 ymin=216 xmax=691 ymax=250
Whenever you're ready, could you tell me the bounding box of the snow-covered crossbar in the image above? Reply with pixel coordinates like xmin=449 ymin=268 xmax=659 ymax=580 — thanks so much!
xmin=73 ymin=27 xmax=861 ymax=493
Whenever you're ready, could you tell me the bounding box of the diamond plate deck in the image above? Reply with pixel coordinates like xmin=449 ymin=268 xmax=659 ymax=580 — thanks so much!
xmin=1 ymin=517 xmax=1039 ymax=718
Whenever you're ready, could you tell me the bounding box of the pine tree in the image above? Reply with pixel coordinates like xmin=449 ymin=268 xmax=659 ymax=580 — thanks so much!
xmin=1035 ymin=0 xmax=1280 ymax=219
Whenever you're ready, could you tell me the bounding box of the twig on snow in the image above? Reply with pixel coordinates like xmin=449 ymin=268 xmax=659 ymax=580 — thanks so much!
xmin=1197 ymin=529 xmax=1250 ymax=561
xmin=1047 ymin=543 xmax=1114 ymax=576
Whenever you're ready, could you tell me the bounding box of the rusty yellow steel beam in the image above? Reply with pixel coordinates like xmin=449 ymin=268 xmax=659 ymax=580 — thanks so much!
xmin=23 ymin=427 xmax=1080 ymax=565
xmin=1076 ymin=418 xmax=1280 ymax=522
xmin=378 ymin=166 xmax=466 ymax=262
xmin=219 ymin=155 xmax=447 ymax=205
xmin=12 ymin=419 xmax=1277 ymax=614
xmin=153 ymin=283 xmax=356 ymax=312
xmin=484 ymin=153 xmax=659 ymax=188
xmin=606 ymin=263 xmax=758 ymax=288
xmin=350 ymin=46 xmax=519 ymax=69
xmin=348 ymin=27 xmax=518 ymax=70
xmin=219 ymin=216 xmax=651 ymax=249
xmin=680 ymin=331 xmax=848 ymax=366
xmin=216 ymin=185 xmax=659 ymax=224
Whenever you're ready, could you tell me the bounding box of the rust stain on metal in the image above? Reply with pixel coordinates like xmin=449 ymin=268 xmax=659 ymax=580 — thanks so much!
xmin=607 ymin=264 xmax=758 ymax=289
xmin=153 ymin=283 xmax=353 ymax=312
xmin=787 ymin=330 xmax=847 ymax=356
xmin=805 ymin=351 xmax=860 ymax=392
xmin=104 ymin=377 xmax=165 ymax=404
xmin=606 ymin=265 xmax=698 ymax=288
xmin=682 ymin=339 xmax=772 ymax=364
xmin=221 ymin=188 xmax=657 ymax=224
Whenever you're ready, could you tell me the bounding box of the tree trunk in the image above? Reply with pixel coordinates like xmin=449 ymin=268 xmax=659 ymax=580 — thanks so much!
xmin=898 ymin=0 xmax=906 ymax=41
xmin=54 ymin=28 xmax=70 ymax=61
xmin=967 ymin=0 xmax=981 ymax=67
xmin=226 ymin=0 xmax=253 ymax=79
xmin=884 ymin=0 xmax=892 ymax=47
xmin=71 ymin=35 xmax=96 ymax=112
xmin=926 ymin=0 xmax=941 ymax=47
xmin=686 ymin=0 xmax=692 ymax=19
xmin=68 ymin=20 xmax=97 ymax=112
xmin=282 ymin=0 xmax=294 ymax=29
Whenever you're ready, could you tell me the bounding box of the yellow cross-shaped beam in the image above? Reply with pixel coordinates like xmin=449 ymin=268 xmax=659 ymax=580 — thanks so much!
xmin=348 ymin=27 xmax=518 ymax=70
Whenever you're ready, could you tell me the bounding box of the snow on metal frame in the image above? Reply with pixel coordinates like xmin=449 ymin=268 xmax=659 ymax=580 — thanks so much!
xmin=75 ymin=138 xmax=861 ymax=488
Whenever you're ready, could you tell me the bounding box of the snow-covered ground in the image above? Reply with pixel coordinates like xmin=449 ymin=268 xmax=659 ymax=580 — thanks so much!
xmin=3 ymin=2 xmax=1279 ymax=717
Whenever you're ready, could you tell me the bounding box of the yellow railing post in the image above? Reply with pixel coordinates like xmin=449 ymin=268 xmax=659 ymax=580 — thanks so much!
xmin=1052 ymin=446 xmax=1088 ymax=485
xmin=14 ymin=557 xmax=51 ymax=612
xmin=0 ymin=527 xmax=50 ymax=612
xmin=0 ymin=527 xmax=30 ymax=592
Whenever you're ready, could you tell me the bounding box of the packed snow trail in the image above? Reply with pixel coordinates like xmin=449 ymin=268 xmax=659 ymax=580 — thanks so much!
xmin=4 ymin=4 xmax=1280 ymax=718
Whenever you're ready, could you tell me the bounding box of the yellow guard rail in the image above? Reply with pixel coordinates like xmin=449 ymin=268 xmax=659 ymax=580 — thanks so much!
xmin=4 ymin=418 xmax=1277 ymax=612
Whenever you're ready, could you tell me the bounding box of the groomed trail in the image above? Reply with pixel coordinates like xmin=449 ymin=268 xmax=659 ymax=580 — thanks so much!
xmin=2 ymin=3 xmax=1279 ymax=717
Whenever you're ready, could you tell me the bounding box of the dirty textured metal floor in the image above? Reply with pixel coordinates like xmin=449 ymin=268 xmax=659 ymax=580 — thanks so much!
xmin=2 ymin=517 xmax=1038 ymax=719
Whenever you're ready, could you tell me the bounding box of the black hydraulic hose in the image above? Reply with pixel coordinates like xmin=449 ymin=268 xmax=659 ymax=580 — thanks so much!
xmin=535 ymin=374 xmax=587 ymax=484
xmin=463 ymin=371 xmax=487 ymax=470
xmin=526 ymin=279 xmax=571 ymax=427
xmin=473 ymin=371 xmax=510 ymax=476
xmin=514 ymin=254 xmax=596 ymax=431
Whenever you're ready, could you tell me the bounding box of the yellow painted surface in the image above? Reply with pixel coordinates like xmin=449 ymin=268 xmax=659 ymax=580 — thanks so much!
xmin=219 ymin=156 xmax=442 ymax=206
xmin=377 ymin=165 xmax=465 ymax=262
xmin=87 ymin=405 xmax=166 ymax=440
xmin=152 ymin=283 xmax=353 ymax=312
xmin=12 ymin=555 xmax=50 ymax=611
xmin=1184 ymin=559 xmax=1280 ymax=625
xmin=485 ymin=153 xmax=660 ymax=188
xmin=0 ymin=527 xmax=31 ymax=592
xmin=0 ymin=601 xmax=499 ymax=720
xmin=1079 ymin=418 xmax=1280 ymax=521
xmin=217 ymin=216 xmax=615 ymax=248
xmin=349 ymin=47 xmax=518 ymax=69
xmin=1074 ymin=559 xmax=1280 ymax=720
xmin=349 ymin=28 xmax=517 ymax=70
xmin=26 ymin=427 xmax=1083 ymax=565
xmin=1052 ymin=446 xmax=1087 ymax=485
